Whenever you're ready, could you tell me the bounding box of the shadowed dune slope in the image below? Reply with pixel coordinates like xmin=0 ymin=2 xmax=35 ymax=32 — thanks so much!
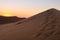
xmin=0 ymin=8 xmax=60 ymax=40
xmin=0 ymin=16 xmax=26 ymax=24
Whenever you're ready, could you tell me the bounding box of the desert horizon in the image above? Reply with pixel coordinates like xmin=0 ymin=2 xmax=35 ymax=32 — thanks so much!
xmin=0 ymin=0 xmax=60 ymax=18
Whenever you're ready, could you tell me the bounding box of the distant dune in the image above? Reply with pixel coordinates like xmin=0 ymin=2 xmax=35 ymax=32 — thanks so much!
xmin=0 ymin=8 xmax=60 ymax=40
xmin=0 ymin=16 xmax=26 ymax=24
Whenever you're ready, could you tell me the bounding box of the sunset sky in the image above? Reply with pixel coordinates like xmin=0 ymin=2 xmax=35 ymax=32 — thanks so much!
xmin=0 ymin=0 xmax=60 ymax=18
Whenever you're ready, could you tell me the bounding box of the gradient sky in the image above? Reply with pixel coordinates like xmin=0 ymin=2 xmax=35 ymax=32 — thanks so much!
xmin=0 ymin=0 xmax=60 ymax=18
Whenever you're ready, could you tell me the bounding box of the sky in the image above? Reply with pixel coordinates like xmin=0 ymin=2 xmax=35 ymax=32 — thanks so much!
xmin=0 ymin=0 xmax=60 ymax=18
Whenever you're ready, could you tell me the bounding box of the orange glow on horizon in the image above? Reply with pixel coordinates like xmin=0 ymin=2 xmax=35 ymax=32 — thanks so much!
xmin=0 ymin=12 xmax=14 ymax=17
xmin=0 ymin=8 xmax=52 ymax=18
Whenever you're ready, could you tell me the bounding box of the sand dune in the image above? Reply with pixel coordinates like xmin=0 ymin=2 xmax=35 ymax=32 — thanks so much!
xmin=0 ymin=16 xmax=26 ymax=24
xmin=0 ymin=8 xmax=60 ymax=40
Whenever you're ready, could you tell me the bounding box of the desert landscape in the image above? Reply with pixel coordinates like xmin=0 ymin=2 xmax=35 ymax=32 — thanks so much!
xmin=0 ymin=8 xmax=60 ymax=40
xmin=0 ymin=0 xmax=60 ymax=40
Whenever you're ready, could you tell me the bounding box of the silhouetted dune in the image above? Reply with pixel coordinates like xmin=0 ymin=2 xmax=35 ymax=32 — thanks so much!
xmin=0 ymin=16 xmax=26 ymax=24
xmin=0 ymin=8 xmax=60 ymax=40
